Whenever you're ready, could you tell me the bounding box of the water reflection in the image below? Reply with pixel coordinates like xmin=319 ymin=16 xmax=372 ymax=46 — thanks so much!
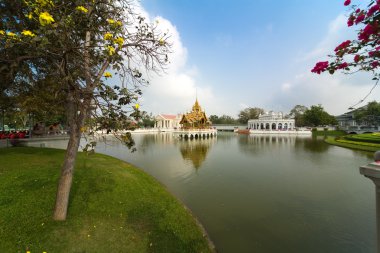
xmin=176 ymin=138 xmax=216 ymax=169
xmin=295 ymin=136 xmax=330 ymax=153
xmin=138 ymin=133 xmax=176 ymax=154
xmin=238 ymin=134 xmax=299 ymax=155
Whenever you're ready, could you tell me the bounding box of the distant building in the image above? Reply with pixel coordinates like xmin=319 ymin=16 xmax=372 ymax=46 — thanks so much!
xmin=179 ymin=99 xmax=211 ymax=129
xmin=336 ymin=107 xmax=380 ymax=131
xmin=335 ymin=110 xmax=358 ymax=129
xmin=155 ymin=114 xmax=182 ymax=130
xmin=248 ymin=111 xmax=295 ymax=130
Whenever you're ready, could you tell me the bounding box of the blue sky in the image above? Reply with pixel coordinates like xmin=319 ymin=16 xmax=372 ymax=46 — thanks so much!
xmin=136 ymin=0 xmax=378 ymax=117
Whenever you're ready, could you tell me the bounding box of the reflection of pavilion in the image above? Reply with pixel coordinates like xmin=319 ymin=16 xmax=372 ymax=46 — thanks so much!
xmin=178 ymin=138 xmax=215 ymax=169
xmin=247 ymin=135 xmax=297 ymax=147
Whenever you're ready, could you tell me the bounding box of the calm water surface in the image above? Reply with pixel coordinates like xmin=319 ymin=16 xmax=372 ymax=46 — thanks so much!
xmin=93 ymin=133 xmax=376 ymax=253
xmin=33 ymin=133 xmax=377 ymax=252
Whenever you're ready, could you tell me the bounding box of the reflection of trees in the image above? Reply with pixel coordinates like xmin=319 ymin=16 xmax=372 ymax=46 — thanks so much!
xmin=178 ymin=138 xmax=215 ymax=169
xmin=295 ymin=136 xmax=330 ymax=153
xmin=137 ymin=133 xmax=174 ymax=154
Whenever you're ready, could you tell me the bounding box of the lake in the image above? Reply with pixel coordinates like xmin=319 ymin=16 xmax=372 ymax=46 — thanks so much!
xmin=30 ymin=132 xmax=377 ymax=252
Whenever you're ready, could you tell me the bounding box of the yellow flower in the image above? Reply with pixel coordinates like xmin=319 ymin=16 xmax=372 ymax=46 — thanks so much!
xmin=104 ymin=72 xmax=112 ymax=78
xmin=76 ymin=6 xmax=88 ymax=13
xmin=107 ymin=18 xmax=115 ymax=24
xmin=39 ymin=12 xmax=55 ymax=26
xmin=0 ymin=30 xmax=5 ymax=35
xmin=7 ymin=32 xmax=17 ymax=37
xmin=116 ymin=21 xmax=122 ymax=26
xmin=107 ymin=46 xmax=115 ymax=56
xmin=104 ymin=33 xmax=113 ymax=40
xmin=27 ymin=12 xmax=33 ymax=19
xmin=114 ymin=37 xmax=124 ymax=47
xmin=21 ymin=30 xmax=36 ymax=37
xmin=159 ymin=39 xmax=165 ymax=46
xmin=135 ymin=103 xmax=140 ymax=109
xmin=36 ymin=0 xmax=54 ymax=7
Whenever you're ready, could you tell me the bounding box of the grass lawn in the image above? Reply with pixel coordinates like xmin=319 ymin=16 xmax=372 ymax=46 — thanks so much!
xmin=0 ymin=147 xmax=214 ymax=253
xmin=325 ymin=136 xmax=380 ymax=152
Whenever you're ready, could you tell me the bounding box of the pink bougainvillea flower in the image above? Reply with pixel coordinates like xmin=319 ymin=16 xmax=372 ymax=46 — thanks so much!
xmin=367 ymin=4 xmax=379 ymax=17
xmin=311 ymin=61 xmax=329 ymax=74
xmin=337 ymin=62 xmax=349 ymax=69
xmin=334 ymin=40 xmax=351 ymax=52
xmin=354 ymin=55 xmax=361 ymax=62
xmin=372 ymin=61 xmax=379 ymax=68
xmin=359 ymin=24 xmax=376 ymax=41
xmin=347 ymin=16 xmax=355 ymax=27
xmin=355 ymin=14 xmax=366 ymax=24
xmin=344 ymin=0 xmax=351 ymax=6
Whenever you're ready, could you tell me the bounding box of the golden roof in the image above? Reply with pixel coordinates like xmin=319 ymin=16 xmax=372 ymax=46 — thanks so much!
xmin=192 ymin=99 xmax=202 ymax=112
xmin=180 ymin=99 xmax=210 ymax=125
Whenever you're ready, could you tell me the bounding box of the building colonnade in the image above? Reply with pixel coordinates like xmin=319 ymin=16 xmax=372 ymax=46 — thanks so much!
xmin=248 ymin=111 xmax=295 ymax=131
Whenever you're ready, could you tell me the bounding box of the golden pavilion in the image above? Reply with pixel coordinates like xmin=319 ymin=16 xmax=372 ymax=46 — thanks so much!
xmin=180 ymin=99 xmax=211 ymax=129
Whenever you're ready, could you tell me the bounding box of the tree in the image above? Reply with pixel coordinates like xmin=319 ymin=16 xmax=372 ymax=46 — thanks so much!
xmin=312 ymin=0 xmax=380 ymax=106
xmin=139 ymin=111 xmax=155 ymax=128
xmin=219 ymin=115 xmax=238 ymax=124
xmin=209 ymin=115 xmax=219 ymax=124
xmin=354 ymin=101 xmax=380 ymax=126
xmin=208 ymin=114 xmax=238 ymax=124
xmin=1 ymin=0 xmax=171 ymax=220
xmin=303 ymin=105 xmax=336 ymax=127
xmin=238 ymin=107 xmax=264 ymax=124
xmin=289 ymin=105 xmax=308 ymax=127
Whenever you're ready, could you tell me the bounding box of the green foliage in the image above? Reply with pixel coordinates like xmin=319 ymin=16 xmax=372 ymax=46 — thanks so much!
xmin=289 ymin=105 xmax=308 ymax=127
xmin=237 ymin=107 xmax=264 ymax=124
xmin=354 ymin=101 xmax=380 ymax=126
xmin=325 ymin=136 xmax=380 ymax=152
xmin=312 ymin=130 xmax=347 ymax=137
xmin=138 ymin=111 xmax=155 ymax=128
xmin=303 ymin=105 xmax=336 ymax=127
xmin=209 ymin=114 xmax=238 ymax=124
xmin=0 ymin=147 xmax=214 ymax=253
xmin=345 ymin=133 xmax=380 ymax=144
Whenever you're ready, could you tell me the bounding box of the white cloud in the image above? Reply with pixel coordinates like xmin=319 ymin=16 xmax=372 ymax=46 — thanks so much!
xmin=268 ymin=13 xmax=380 ymax=116
xmin=281 ymin=82 xmax=292 ymax=92
xmin=129 ymin=3 xmax=221 ymax=116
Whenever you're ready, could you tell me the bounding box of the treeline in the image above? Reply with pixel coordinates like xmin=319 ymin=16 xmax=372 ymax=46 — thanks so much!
xmin=290 ymin=104 xmax=337 ymax=127
xmin=209 ymin=104 xmax=337 ymax=127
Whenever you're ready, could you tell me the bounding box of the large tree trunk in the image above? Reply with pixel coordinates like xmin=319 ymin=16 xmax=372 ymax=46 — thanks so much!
xmin=53 ymin=123 xmax=81 ymax=220
xmin=53 ymin=90 xmax=88 ymax=221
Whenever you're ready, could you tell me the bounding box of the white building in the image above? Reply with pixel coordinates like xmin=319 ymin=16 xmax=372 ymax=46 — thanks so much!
xmin=155 ymin=114 xmax=182 ymax=130
xmin=248 ymin=111 xmax=295 ymax=131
